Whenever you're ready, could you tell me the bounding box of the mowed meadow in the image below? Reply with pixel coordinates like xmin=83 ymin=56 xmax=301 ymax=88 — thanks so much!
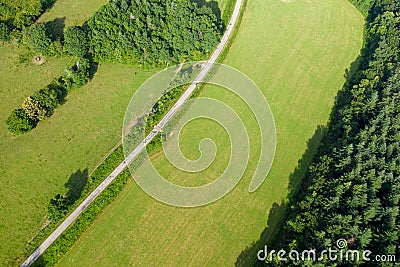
xmin=56 ymin=0 xmax=364 ymax=266
xmin=0 ymin=52 xmax=157 ymax=264
xmin=0 ymin=0 xmax=227 ymax=266
xmin=0 ymin=1 xmax=154 ymax=265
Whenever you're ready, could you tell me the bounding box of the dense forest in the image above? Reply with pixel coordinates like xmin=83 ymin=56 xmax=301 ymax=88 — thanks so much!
xmin=254 ymin=1 xmax=400 ymax=265
xmin=87 ymin=0 xmax=223 ymax=64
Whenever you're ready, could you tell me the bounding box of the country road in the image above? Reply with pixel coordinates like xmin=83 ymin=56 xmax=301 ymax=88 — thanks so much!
xmin=20 ymin=0 xmax=243 ymax=266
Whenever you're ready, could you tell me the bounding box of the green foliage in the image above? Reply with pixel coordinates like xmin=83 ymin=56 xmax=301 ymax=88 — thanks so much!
xmin=88 ymin=0 xmax=223 ymax=64
xmin=47 ymin=194 xmax=69 ymax=222
xmin=32 ymin=147 xmax=130 ymax=266
xmin=39 ymin=0 xmax=55 ymax=11
xmin=38 ymin=170 xmax=131 ymax=266
xmin=47 ymin=169 xmax=89 ymax=223
xmin=63 ymin=58 xmax=91 ymax=90
xmin=348 ymin=0 xmax=375 ymax=16
xmin=25 ymin=23 xmax=52 ymax=55
xmin=0 ymin=0 xmax=42 ymax=29
xmin=21 ymin=96 xmax=48 ymax=121
xmin=222 ymin=0 xmax=236 ymax=27
xmin=48 ymin=39 xmax=64 ymax=56
xmin=6 ymin=108 xmax=36 ymax=134
xmin=266 ymin=2 xmax=400 ymax=266
xmin=29 ymin=66 xmax=203 ymax=266
xmin=64 ymin=26 xmax=89 ymax=57
xmin=7 ymin=58 xmax=92 ymax=134
xmin=0 ymin=22 xmax=10 ymax=41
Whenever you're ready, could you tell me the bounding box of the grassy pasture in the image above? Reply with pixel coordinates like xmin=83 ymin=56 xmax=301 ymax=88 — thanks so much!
xmin=55 ymin=0 xmax=364 ymax=266
xmin=37 ymin=0 xmax=109 ymax=27
xmin=0 ymin=48 xmax=155 ymax=265
xmin=1 ymin=0 xmax=229 ymax=265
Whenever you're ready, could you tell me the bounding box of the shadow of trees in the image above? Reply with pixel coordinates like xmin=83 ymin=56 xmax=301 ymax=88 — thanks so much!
xmin=191 ymin=0 xmax=222 ymax=24
xmin=45 ymin=17 xmax=66 ymax=41
xmin=47 ymin=169 xmax=88 ymax=222
xmin=235 ymin=126 xmax=327 ymax=267
xmin=64 ymin=169 xmax=89 ymax=204
xmin=88 ymin=59 xmax=99 ymax=80
xmin=41 ymin=0 xmax=57 ymax=12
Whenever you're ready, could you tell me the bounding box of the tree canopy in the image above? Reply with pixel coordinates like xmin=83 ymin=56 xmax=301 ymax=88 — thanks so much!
xmin=87 ymin=0 xmax=223 ymax=64
xmin=6 ymin=109 xmax=35 ymax=134
xmin=64 ymin=26 xmax=89 ymax=57
xmin=259 ymin=1 xmax=400 ymax=266
xmin=0 ymin=0 xmax=42 ymax=29
xmin=0 ymin=21 xmax=10 ymax=41
xmin=24 ymin=23 xmax=52 ymax=54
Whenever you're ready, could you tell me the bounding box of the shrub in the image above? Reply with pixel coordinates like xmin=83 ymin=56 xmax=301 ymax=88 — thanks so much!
xmin=6 ymin=108 xmax=36 ymax=134
xmin=0 ymin=0 xmax=42 ymax=29
xmin=7 ymin=58 xmax=92 ymax=134
xmin=25 ymin=23 xmax=52 ymax=55
xmin=21 ymin=96 xmax=48 ymax=121
xmin=0 ymin=22 xmax=10 ymax=42
xmin=64 ymin=26 xmax=89 ymax=57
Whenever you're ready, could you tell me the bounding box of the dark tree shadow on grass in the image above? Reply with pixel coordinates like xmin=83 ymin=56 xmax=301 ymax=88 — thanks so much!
xmin=234 ymin=23 xmax=375 ymax=264
xmin=64 ymin=168 xmax=89 ymax=204
xmin=47 ymin=169 xmax=89 ymax=222
xmin=30 ymin=169 xmax=88 ymax=267
xmin=41 ymin=0 xmax=57 ymax=12
xmin=89 ymin=61 xmax=99 ymax=80
xmin=45 ymin=17 xmax=66 ymax=41
xmin=235 ymin=126 xmax=327 ymax=267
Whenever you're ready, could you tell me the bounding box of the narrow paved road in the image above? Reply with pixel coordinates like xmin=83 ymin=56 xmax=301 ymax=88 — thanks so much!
xmin=21 ymin=1 xmax=243 ymax=266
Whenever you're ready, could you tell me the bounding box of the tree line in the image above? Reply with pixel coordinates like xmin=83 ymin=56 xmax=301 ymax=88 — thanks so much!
xmin=254 ymin=1 xmax=400 ymax=266
xmin=6 ymin=58 xmax=92 ymax=134
xmin=87 ymin=0 xmax=222 ymax=64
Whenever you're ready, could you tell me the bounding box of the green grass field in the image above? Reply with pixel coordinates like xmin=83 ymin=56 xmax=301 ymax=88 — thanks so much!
xmin=37 ymin=0 xmax=109 ymax=27
xmin=1 ymin=0 xmax=229 ymax=266
xmin=0 ymin=48 xmax=156 ymax=265
xmin=0 ymin=1 xmax=143 ymax=266
xmin=0 ymin=46 xmax=158 ymax=266
xmin=55 ymin=0 xmax=364 ymax=266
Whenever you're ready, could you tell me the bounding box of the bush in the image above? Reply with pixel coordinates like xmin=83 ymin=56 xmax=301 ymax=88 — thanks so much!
xmin=62 ymin=58 xmax=91 ymax=91
xmin=0 ymin=0 xmax=42 ymax=29
xmin=40 ymin=0 xmax=56 ymax=11
xmin=64 ymin=26 xmax=89 ymax=57
xmin=48 ymin=39 xmax=64 ymax=56
xmin=25 ymin=23 xmax=52 ymax=55
xmin=47 ymin=194 xmax=69 ymax=222
xmin=6 ymin=109 xmax=36 ymax=134
xmin=0 ymin=22 xmax=10 ymax=42
xmin=21 ymin=96 xmax=48 ymax=121
xmin=69 ymin=58 xmax=91 ymax=87
xmin=7 ymin=58 xmax=92 ymax=134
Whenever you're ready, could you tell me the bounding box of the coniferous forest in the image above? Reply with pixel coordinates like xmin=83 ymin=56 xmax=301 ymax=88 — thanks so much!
xmin=255 ymin=1 xmax=400 ymax=265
